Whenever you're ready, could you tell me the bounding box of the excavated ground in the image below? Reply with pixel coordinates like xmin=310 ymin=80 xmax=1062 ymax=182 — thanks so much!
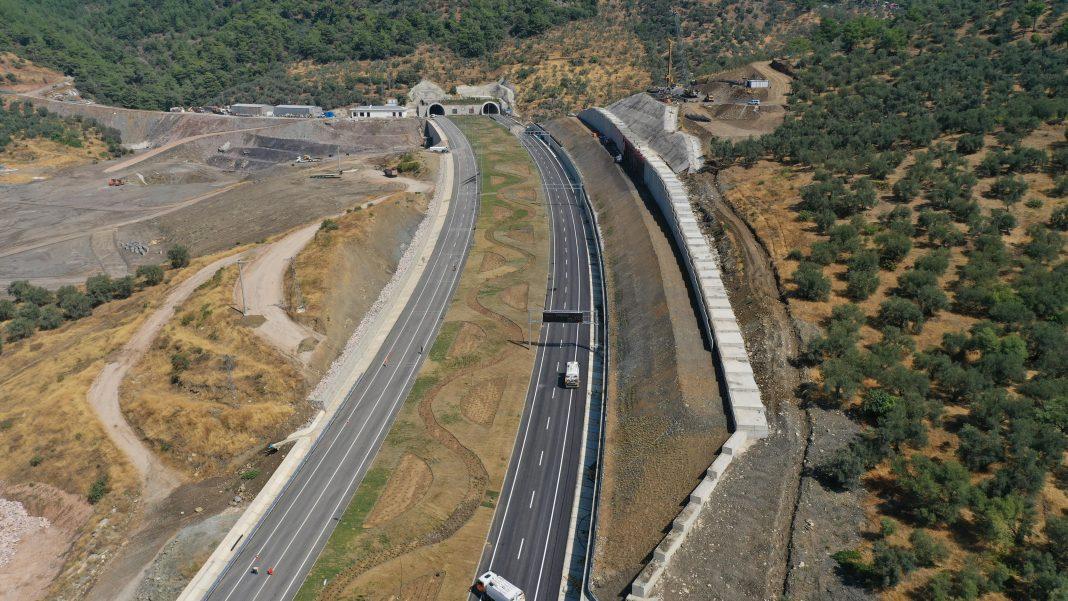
xmin=545 ymin=117 xmax=729 ymax=600
xmin=0 ymin=102 xmax=422 ymax=289
xmin=650 ymin=172 xmax=871 ymax=601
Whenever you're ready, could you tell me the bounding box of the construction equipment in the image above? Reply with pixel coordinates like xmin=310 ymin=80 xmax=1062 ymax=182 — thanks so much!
xmin=383 ymin=167 xmax=398 ymax=178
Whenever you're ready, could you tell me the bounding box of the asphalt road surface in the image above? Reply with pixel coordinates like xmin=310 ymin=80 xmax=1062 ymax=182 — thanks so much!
xmin=203 ymin=116 xmax=479 ymax=601
xmin=473 ymin=118 xmax=595 ymax=600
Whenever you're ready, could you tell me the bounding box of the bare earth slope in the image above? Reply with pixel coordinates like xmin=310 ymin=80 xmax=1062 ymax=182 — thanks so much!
xmin=546 ymin=117 xmax=728 ymax=600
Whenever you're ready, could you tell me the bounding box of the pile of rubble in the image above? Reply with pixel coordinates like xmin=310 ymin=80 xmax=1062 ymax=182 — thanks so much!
xmin=0 ymin=497 xmax=50 ymax=568
xmin=121 ymin=241 xmax=149 ymax=256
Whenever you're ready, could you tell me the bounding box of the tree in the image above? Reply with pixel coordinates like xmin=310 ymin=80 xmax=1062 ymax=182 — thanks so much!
xmin=958 ymin=424 xmax=1003 ymax=471
xmin=1023 ymin=224 xmax=1063 ymax=262
xmin=894 ymin=456 xmax=972 ymax=526
xmin=85 ymin=274 xmax=113 ymax=306
xmin=111 ymin=276 xmax=135 ymax=299
xmin=5 ymin=316 xmax=36 ymax=341
xmin=869 ymin=541 xmax=917 ymax=588
xmin=792 ymin=261 xmax=831 ymax=301
xmin=878 ymin=297 xmax=925 ymax=333
xmin=846 ymin=269 xmax=880 ymax=300
xmin=875 ymin=231 xmax=912 ymax=269
xmin=37 ymin=305 xmax=64 ymax=330
xmin=58 ymin=289 xmax=92 ymax=320
xmin=821 ymin=353 xmax=865 ymax=404
xmin=168 ymin=245 xmax=190 ymax=269
xmin=6 ymin=280 xmax=53 ymax=306
xmin=910 ymin=529 xmax=948 ymax=567
xmin=987 ymin=175 xmax=1028 ymax=205
xmin=972 ymin=493 xmax=1035 ymax=551
xmin=0 ymin=299 xmax=14 ymax=321
xmin=1051 ymin=205 xmax=1068 ymax=231
xmin=136 ymin=264 xmax=165 ymax=286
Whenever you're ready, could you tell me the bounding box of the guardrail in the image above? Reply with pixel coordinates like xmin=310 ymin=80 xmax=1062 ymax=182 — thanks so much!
xmin=576 ymin=107 xmax=768 ymax=600
xmin=526 ymin=124 xmax=610 ymax=601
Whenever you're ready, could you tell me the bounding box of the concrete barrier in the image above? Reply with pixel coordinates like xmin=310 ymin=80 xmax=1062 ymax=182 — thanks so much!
xmin=578 ymin=107 xmax=767 ymax=439
xmin=176 ymin=119 xmax=455 ymax=601
xmin=578 ymin=106 xmax=767 ymax=600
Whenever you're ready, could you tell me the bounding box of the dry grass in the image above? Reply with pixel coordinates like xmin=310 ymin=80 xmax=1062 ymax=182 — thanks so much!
xmin=0 ymin=136 xmax=110 ymax=184
xmin=122 ymin=263 xmax=311 ymax=477
xmin=720 ymin=120 xmax=1067 ymax=597
xmin=0 ymin=52 xmax=65 ymax=93
xmin=364 ymin=453 xmax=434 ymax=529
xmin=288 ymin=193 xmax=406 ymax=334
xmin=293 ymin=0 xmax=649 ymax=121
xmin=0 ymin=251 xmax=248 ymax=597
xmin=285 ymin=188 xmax=431 ymax=375
xmin=296 ymin=116 xmax=549 ymax=601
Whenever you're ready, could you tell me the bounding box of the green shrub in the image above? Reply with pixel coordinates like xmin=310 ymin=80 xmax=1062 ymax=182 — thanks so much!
xmin=87 ymin=473 xmax=110 ymax=504
xmin=37 ymin=305 xmax=64 ymax=330
xmin=168 ymin=245 xmax=190 ymax=268
xmin=0 ymin=299 xmax=15 ymax=321
xmin=85 ymin=274 xmax=114 ymax=306
xmin=136 ymin=264 xmax=165 ymax=286
xmin=240 ymin=469 xmax=261 ymax=480
xmin=5 ymin=316 xmax=35 ymax=341
xmin=909 ymin=529 xmax=949 ymax=567
xmin=792 ymin=261 xmax=831 ymax=301
xmin=319 ymin=219 xmax=339 ymax=232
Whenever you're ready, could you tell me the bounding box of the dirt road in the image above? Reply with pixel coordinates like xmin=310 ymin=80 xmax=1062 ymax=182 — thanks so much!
xmin=234 ymin=223 xmax=324 ymax=362
xmin=351 ymin=167 xmax=434 ymax=194
xmin=103 ymin=125 xmax=283 ymax=174
xmin=87 ymin=252 xmax=248 ymax=504
xmin=750 ymin=61 xmax=792 ymax=106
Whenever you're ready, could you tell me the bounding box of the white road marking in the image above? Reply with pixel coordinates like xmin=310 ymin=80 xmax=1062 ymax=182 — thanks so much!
xmin=539 ymin=451 xmax=544 ymax=466
xmin=517 ymin=538 xmax=525 ymax=560
xmin=546 ymin=415 xmax=551 ymax=429
xmin=235 ymin=119 xmax=480 ymax=601
xmin=529 ymin=490 xmax=536 ymax=508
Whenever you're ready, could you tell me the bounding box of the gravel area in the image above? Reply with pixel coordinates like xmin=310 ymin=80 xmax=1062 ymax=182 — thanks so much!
xmin=307 ymin=148 xmax=446 ymax=410
xmin=0 ymin=497 xmax=50 ymax=568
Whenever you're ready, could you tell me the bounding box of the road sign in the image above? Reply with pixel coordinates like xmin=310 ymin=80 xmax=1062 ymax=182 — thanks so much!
xmin=543 ymin=311 xmax=584 ymax=323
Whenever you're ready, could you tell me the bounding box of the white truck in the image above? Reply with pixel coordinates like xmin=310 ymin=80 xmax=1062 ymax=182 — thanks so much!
xmin=427 ymin=145 xmax=450 ymax=153
xmin=564 ymin=361 xmax=580 ymax=389
xmin=474 ymin=571 xmax=526 ymax=601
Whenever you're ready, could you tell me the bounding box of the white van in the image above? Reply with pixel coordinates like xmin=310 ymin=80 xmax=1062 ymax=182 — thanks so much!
xmin=564 ymin=361 xmax=580 ymax=389
xmin=474 ymin=571 xmax=526 ymax=601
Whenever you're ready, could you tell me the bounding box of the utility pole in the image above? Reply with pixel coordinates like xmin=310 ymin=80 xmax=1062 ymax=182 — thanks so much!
xmin=237 ymin=259 xmax=249 ymax=316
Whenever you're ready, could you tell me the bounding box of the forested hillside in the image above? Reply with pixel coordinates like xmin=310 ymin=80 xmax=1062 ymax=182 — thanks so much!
xmin=712 ymin=0 xmax=1067 ymax=598
xmin=0 ymin=0 xmax=595 ymax=109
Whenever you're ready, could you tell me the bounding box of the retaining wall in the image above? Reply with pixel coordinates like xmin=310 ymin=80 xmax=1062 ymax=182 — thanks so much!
xmin=578 ymin=106 xmax=768 ymax=600
xmin=605 ymin=94 xmax=704 ymax=174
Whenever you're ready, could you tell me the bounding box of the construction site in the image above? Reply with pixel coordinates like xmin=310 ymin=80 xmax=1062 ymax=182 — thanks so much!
xmin=2 ymin=45 xmax=807 ymax=601
xmin=0 ymin=80 xmax=451 ymax=601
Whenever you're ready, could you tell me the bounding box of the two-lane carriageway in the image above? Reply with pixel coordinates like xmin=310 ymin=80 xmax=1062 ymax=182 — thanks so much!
xmin=203 ymin=116 xmax=480 ymax=601
xmin=473 ymin=119 xmax=597 ymax=601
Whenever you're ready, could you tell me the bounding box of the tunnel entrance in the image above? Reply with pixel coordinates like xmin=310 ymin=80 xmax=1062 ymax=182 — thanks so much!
xmin=428 ymin=103 xmax=445 ymax=116
xmin=481 ymin=102 xmax=500 ymax=115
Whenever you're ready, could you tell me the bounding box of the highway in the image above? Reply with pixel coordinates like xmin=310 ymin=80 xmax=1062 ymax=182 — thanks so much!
xmin=473 ymin=118 xmax=595 ymax=600
xmin=203 ymin=116 xmax=480 ymax=601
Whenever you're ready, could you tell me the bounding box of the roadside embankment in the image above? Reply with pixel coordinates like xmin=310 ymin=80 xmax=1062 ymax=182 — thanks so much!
xmin=577 ymin=106 xmax=768 ymax=600
xmin=545 ymin=117 xmax=728 ymax=600
xmin=175 ymin=118 xmax=456 ymax=601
